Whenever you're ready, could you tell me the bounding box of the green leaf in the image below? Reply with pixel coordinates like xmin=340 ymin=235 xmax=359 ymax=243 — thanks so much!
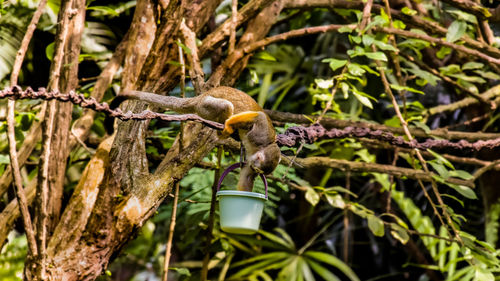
xmin=315 ymin=78 xmax=334 ymax=89
xmin=449 ymin=73 xmax=486 ymax=84
xmin=393 ymin=20 xmax=406 ymax=29
xmin=338 ymin=26 xmax=353 ymax=33
xmin=428 ymin=161 xmax=450 ymax=179
xmin=406 ymin=68 xmax=440 ymax=86
xmin=322 ymin=58 xmax=347 ymax=72
xmin=258 ymin=230 xmax=296 ymax=249
xmin=305 ymin=251 xmax=360 ymax=281
xmin=373 ymin=40 xmax=398 ymax=52
xmin=0 ymin=154 xmax=10 ymax=164
xmin=390 ymin=84 xmax=424 ymax=95
xmin=427 ymin=149 xmax=454 ymax=169
xmin=305 ymin=187 xmax=320 ymax=206
xmin=474 ymin=267 xmax=494 ymax=281
xmin=45 ymin=42 xmax=55 ymax=61
xmin=436 ymin=46 xmax=452 ymax=59
xmin=87 ymin=6 xmax=119 ymax=16
xmin=449 ymin=170 xmax=474 ymax=180
xmin=254 ymin=51 xmax=277 ymax=61
xmin=450 ymin=184 xmax=477 ymax=200
xmin=474 ymin=70 xmax=500 ymax=80
xmin=340 ymin=82 xmax=349 ymax=99
xmin=352 ymin=91 xmax=373 ymax=109
xmin=367 ymin=215 xmax=385 ymax=237
xmin=462 ymin=62 xmax=484 ymax=70
xmin=175 ymin=41 xmax=191 ymax=55
xmin=307 ymin=259 xmax=341 ymax=281
xmin=347 ymin=63 xmax=365 ymax=76
xmin=401 ymin=7 xmax=417 ymax=16
xmin=325 ymin=194 xmax=346 ymax=209
xmin=362 ymin=34 xmax=374 ymax=47
xmin=390 ymin=224 xmax=409 ymax=244
xmin=439 ymin=64 xmax=461 ymax=75
xmin=364 ymin=52 xmax=387 ymax=61
xmin=446 ymin=20 xmax=467 ymax=43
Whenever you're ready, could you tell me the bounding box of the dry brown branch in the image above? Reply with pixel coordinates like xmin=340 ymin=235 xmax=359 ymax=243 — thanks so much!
xmin=284 ymin=157 xmax=474 ymax=187
xmin=359 ymin=0 xmax=373 ymax=30
xmin=426 ymin=84 xmax=500 ymax=116
xmin=229 ymin=0 xmax=238 ymax=54
xmin=6 ymin=103 xmax=38 ymax=257
xmin=473 ymin=159 xmax=500 ymax=180
xmin=375 ymin=26 xmax=500 ymax=67
xmin=6 ymin=0 xmax=48 ymax=265
xmin=35 ymin=2 xmax=75 ymax=274
xmin=162 ymin=182 xmax=179 ymax=281
xmin=361 ymin=138 xmax=500 ymax=169
xmin=199 ymin=0 xmax=275 ymax=58
xmin=9 ymin=0 xmax=48 ymax=84
xmin=243 ymin=24 xmax=356 ymax=55
xmin=439 ymin=0 xmax=491 ymax=19
xmin=179 ymin=21 xmax=206 ymax=93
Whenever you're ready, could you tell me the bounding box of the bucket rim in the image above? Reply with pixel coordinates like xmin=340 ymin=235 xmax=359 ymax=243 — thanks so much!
xmin=216 ymin=190 xmax=267 ymax=200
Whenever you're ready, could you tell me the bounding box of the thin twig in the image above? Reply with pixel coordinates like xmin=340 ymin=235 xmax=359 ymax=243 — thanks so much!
xmin=180 ymin=20 xmax=206 ymax=94
xmin=6 ymin=0 xmax=47 ymax=265
xmin=162 ymin=39 xmax=187 ymax=281
xmin=372 ymin=45 xmax=462 ymax=244
xmin=288 ymin=157 xmax=474 ymax=188
xmin=6 ymin=100 xmax=38 ymax=257
xmin=162 ymin=182 xmax=180 ymax=281
xmin=228 ymin=0 xmax=238 ymax=54
xmin=343 ymin=170 xmax=351 ymax=264
xmin=36 ymin=0 xmax=74 ymax=274
xmin=201 ymin=146 xmax=223 ymax=281
xmin=473 ymin=159 xmax=500 ymax=180
xmin=358 ymin=0 xmax=373 ymax=31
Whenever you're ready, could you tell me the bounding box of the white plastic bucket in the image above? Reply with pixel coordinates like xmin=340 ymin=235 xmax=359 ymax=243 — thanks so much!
xmin=216 ymin=163 xmax=268 ymax=235
xmin=217 ymin=190 xmax=266 ymax=234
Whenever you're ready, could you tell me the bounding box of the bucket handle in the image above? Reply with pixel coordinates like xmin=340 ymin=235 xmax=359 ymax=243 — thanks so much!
xmin=217 ymin=163 xmax=268 ymax=199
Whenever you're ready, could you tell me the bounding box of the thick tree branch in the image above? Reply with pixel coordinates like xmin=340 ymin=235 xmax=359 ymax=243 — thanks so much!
xmin=199 ymin=0 xmax=275 ymax=58
xmin=265 ymin=109 xmax=500 ymax=141
xmin=439 ymin=0 xmax=491 ymax=19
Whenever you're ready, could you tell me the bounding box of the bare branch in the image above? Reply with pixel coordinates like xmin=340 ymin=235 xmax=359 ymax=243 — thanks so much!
xmin=285 ymin=157 xmax=474 ymax=188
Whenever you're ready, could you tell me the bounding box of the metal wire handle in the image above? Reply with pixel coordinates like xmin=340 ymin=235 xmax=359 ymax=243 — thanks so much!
xmin=216 ymin=163 xmax=268 ymax=198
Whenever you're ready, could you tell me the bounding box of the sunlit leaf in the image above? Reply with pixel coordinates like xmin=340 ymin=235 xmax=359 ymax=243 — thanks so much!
xmin=390 ymin=224 xmax=409 ymax=244
xmin=367 ymin=215 xmax=385 ymax=237
xmin=305 ymin=187 xmax=320 ymax=206
xmin=322 ymin=58 xmax=347 ymax=71
xmin=305 ymin=251 xmax=360 ymax=281
xmin=446 ymin=20 xmax=467 ymax=43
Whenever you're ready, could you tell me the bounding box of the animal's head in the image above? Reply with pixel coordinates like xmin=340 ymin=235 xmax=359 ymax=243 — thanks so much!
xmin=248 ymin=143 xmax=281 ymax=175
